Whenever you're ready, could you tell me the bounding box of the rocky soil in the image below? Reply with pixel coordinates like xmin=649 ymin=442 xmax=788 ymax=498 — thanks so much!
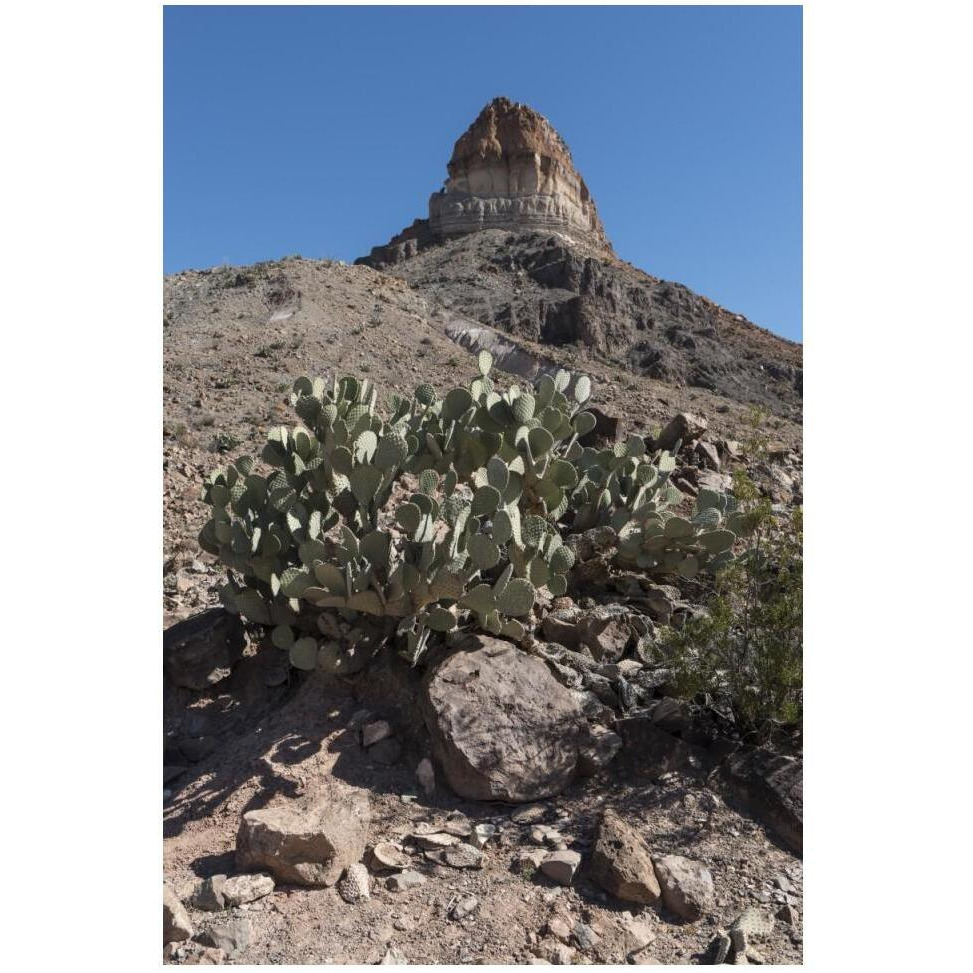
xmin=164 ymin=630 xmax=803 ymax=966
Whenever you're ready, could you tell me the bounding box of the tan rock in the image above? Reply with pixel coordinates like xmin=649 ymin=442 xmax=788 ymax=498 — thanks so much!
xmin=589 ymin=809 xmax=662 ymax=905
xmin=163 ymin=884 xmax=193 ymax=945
xmin=235 ymin=782 xmax=370 ymax=887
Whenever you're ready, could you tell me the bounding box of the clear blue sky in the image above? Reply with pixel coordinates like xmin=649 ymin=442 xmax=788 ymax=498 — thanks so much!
xmin=164 ymin=6 xmax=802 ymax=341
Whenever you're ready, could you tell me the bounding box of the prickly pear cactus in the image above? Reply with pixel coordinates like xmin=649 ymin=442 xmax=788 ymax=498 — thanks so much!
xmin=199 ymin=352 xmax=740 ymax=671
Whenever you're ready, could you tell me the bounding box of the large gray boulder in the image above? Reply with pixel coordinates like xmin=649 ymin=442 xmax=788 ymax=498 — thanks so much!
xmin=236 ymin=781 xmax=370 ymax=886
xmin=420 ymin=636 xmax=586 ymax=802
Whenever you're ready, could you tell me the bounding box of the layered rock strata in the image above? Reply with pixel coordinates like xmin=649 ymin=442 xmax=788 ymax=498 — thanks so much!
xmin=360 ymin=97 xmax=611 ymax=267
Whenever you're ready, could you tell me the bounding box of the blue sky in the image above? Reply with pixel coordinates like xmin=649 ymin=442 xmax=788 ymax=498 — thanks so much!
xmin=164 ymin=6 xmax=802 ymax=341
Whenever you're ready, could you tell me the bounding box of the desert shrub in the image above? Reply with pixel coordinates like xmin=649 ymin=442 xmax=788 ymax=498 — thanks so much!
xmin=657 ymin=443 xmax=802 ymax=738
xmin=199 ymin=353 xmax=740 ymax=672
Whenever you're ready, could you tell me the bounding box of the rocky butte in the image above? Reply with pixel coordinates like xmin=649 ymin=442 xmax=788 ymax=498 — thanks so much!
xmin=362 ymin=96 xmax=612 ymax=266
xmin=358 ymin=97 xmax=802 ymax=418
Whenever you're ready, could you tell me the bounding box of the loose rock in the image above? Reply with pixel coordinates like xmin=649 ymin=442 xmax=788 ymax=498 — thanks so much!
xmin=654 ymin=855 xmax=716 ymax=921
xmin=589 ymin=809 xmax=661 ymax=905
xmin=197 ymin=918 xmax=252 ymax=957
xmin=448 ymin=893 xmax=480 ymax=920
xmin=235 ymin=782 xmax=370 ymax=887
xmin=416 ymin=758 xmax=435 ymax=795
xmin=222 ymin=873 xmax=274 ymax=907
xmin=191 ymin=875 xmax=227 ymax=912
xmin=163 ymin=884 xmax=193 ymax=944
xmin=442 ymin=842 xmax=484 ymax=869
xmin=386 ymin=870 xmax=425 ymax=892
xmin=540 ymin=850 xmax=581 ymax=886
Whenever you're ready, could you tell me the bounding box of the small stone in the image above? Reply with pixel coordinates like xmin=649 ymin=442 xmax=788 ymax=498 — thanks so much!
xmin=773 ymin=874 xmax=794 ymax=893
xmin=191 ymin=875 xmax=227 ymax=912
xmin=540 ymin=850 xmax=581 ymax=886
xmin=197 ymin=918 xmax=252 ymax=956
xmin=416 ymin=758 xmax=435 ymax=795
xmin=549 ymin=942 xmax=576 ymax=965
xmin=442 ymin=843 xmax=484 ymax=869
xmin=512 ymin=804 xmax=549 ymax=825
xmin=163 ymin=885 xmax=193 ymax=944
xmin=222 ymin=873 xmax=274 ymax=906
xmin=706 ymin=932 xmax=732 ymax=964
xmin=470 ymin=823 xmax=497 ymax=849
xmin=386 ymin=870 xmax=425 ymax=892
xmin=394 ymin=917 xmax=413 ymax=932
xmin=337 ymin=863 xmax=371 ymax=903
xmin=547 ymin=917 xmax=573 ymax=942
xmin=619 ymin=914 xmax=656 ymax=957
xmin=656 ymin=412 xmax=708 ymax=452
xmin=572 ymin=922 xmax=600 ymax=951
xmin=442 ymin=812 xmax=473 ymax=836
xmin=516 ymin=848 xmax=548 ymax=872
xmin=416 ymin=832 xmax=460 ymax=850
xmin=776 ymin=904 xmax=798 ymax=925
xmin=379 ymin=945 xmax=407 ymax=964
xmin=370 ymin=842 xmax=411 ymax=872
xmin=449 ymin=893 xmax=480 ymax=920
xmin=362 ymin=720 xmax=392 ymax=748
xmin=368 ymin=737 xmax=403 ymax=765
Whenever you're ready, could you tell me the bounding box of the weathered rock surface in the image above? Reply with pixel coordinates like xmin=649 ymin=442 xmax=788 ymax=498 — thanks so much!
xmin=163 ymin=884 xmax=193 ymax=944
xmin=163 ymin=608 xmax=246 ymax=690
xmin=222 ymin=873 xmax=274 ymax=907
xmin=235 ymin=782 xmax=370 ymax=887
xmin=540 ymin=849 xmax=581 ymax=886
xmin=718 ymin=749 xmax=803 ymax=855
xmin=420 ymin=636 xmax=586 ymax=802
xmin=361 ymin=97 xmax=611 ymax=268
xmin=197 ymin=918 xmax=252 ymax=957
xmin=588 ymin=809 xmax=662 ymax=905
xmin=654 ymin=855 xmax=716 ymax=921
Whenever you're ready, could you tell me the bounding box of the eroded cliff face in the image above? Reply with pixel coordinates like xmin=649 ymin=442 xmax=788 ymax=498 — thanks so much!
xmin=360 ymin=97 xmax=611 ymax=267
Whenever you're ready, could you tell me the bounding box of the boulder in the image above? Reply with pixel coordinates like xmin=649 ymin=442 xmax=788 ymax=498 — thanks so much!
xmin=236 ymin=782 xmax=370 ymax=887
xmin=541 ymin=605 xmax=636 ymax=662
xmin=163 ymin=884 xmax=193 ymax=944
xmin=163 ymin=608 xmax=246 ymax=691
xmin=653 ymin=855 xmax=716 ymax=921
xmin=420 ymin=636 xmax=586 ymax=802
xmin=588 ymin=809 xmax=661 ymax=905
xmin=718 ymin=749 xmax=803 ymax=855
xmin=656 ymin=413 xmax=707 ymax=452
xmin=615 ymin=714 xmax=710 ymax=776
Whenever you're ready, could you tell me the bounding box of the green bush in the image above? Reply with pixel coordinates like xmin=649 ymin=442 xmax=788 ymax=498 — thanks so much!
xmin=199 ymin=354 xmax=740 ymax=672
xmin=658 ymin=462 xmax=803 ymax=739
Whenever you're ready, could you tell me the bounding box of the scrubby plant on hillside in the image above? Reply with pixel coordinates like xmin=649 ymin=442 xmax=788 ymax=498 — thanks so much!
xmin=656 ymin=416 xmax=803 ymax=738
xmin=199 ymin=352 xmax=741 ymax=672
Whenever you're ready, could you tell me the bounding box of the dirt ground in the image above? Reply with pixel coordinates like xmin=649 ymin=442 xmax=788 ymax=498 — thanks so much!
xmin=164 ymin=666 xmax=802 ymax=966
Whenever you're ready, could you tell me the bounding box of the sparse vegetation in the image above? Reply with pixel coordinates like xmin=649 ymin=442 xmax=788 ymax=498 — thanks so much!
xmin=213 ymin=430 xmax=244 ymax=453
xmin=657 ymin=410 xmax=802 ymax=739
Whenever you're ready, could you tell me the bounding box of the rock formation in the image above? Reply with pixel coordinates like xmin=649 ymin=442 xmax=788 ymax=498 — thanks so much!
xmin=361 ymin=97 xmax=612 ymax=267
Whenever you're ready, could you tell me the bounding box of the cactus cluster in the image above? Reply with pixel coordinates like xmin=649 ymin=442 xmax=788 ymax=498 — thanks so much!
xmin=570 ymin=435 xmax=742 ymax=578
xmin=199 ymin=351 xmax=740 ymax=670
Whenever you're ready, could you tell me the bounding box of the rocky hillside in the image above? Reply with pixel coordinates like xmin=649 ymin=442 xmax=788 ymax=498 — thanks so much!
xmin=163 ymin=96 xmax=803 ymax=966
xmin=358 ymin=97 xmax=802 ymax=419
